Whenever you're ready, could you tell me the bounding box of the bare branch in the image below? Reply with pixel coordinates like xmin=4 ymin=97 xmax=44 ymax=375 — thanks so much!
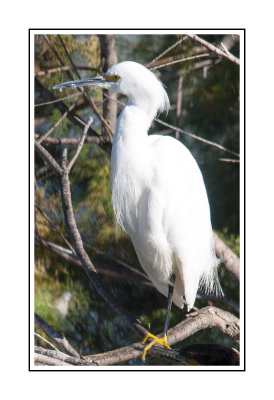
xmin=34 ymin=313 xmax=80 ymax=358
xmin=218 ymin=158 xmax=240 ymax=163
xmin=146 ymin=36 xmax=188 ymax=67
xmin=154 ymin=118 xmax=240 ymax=158
xmin=35 ymin=78 xmax=100 ymax=141
xmin=213 ymin=232 xmax=240 ymax=282
xmin=34 ymin=346 xmax=96 ymax=366
xmin=34 ymin=140 xmax=63 ymax=175
xmin=84 ymin=306 xmax=239 ymax=365
xmin=35 ymin=134 xmax=100 ymax=146
xmin=186 ymin=34 xmax=240 ymax=66
xmin=50 ymin=34 xmax=114 ymax=140
xmin=37 ymin=237 xmax=238 ymax=313
xmin=35 ymin=65 xmax=97 ymax=78
xmin=34 ymin=332 xmax=59 ymax=351
xmin=97 ymin=90 xmax=240 ymax=158
xmin=67 ymin=117 xmax=93 ymax=173
xmin=34 ymin=353 xmax=73 ymax=366
xmin=150 ymin=53 xmax=216 ymax=71
xmin=58 ymin=149 xmax=146 ymax=339
xmin=35 ymin=92 xmax=82 ymax=108
xmin=36 ymin=236 xmax=154 ymax=289
xmin=35 ymin=204 xmax=75 ymax=254
xmin=175 ymin=75 xmax=183 ymax=139
xmin=99 ymin=35 xmax=118 ymax=137
xmin=37 ymin=103 xmax=77 ymax=144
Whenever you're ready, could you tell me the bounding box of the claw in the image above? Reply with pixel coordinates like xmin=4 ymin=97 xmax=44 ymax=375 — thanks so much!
xmin=141 ymin=333 xmax=171 ymax=361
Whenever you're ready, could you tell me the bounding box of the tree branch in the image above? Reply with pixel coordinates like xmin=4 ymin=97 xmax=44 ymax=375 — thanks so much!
xmin=67 ymin=117 xmax=93 ymax=172
xmin=186 ymin=34 xmax=240 ymax=66
xmin=35 ymin=134 xmax=100 ymax=145
xmin=58 ymin=148 xmax=146 ymax=339
xmin=83 ymin=306 xmax=239 ymax=365
xmin=34 ymin=313 xmax=80 ymax=358
xmin=213 ymin=232 xmax=240 ymax=282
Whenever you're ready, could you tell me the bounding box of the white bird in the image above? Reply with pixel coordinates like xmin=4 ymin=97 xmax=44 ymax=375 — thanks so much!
xmin=53 ymin=61 xmax=223 ymax=360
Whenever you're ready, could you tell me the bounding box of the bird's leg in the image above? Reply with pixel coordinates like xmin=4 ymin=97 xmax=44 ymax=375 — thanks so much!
xmin=141 ymin=276 xmax=175 ymax=361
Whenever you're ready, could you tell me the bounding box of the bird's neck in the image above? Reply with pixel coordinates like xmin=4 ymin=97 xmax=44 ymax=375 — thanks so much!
xmin=111 ymin=103 xmax=152 ymax=187
xmin=114 ymin=104 xmax=152 ymax=147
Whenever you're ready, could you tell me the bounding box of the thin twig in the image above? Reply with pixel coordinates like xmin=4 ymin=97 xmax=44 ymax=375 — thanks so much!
xmin=35 ymin=92 xmax=82 ymax=108
xmin=99 ymin=90 xmax=239 ymax=157
xmin=175 ymin=75 xmax=183 ymax=139
xmin=37 ymin=103 xmax=77 ymax=144
xmin=35 ymin=203 xmax=75 ymax=254
xmin=146 ymin=36 xmax=188 ymax=67
xmin=149 ymin=53 xmax=216 ymax=71
xmin=54 ymin=34 xmax=114 ymax=140
xmin=186 ymin=34 xmax=240 ymax=66
xmin=67 ymin=117 xmax=93 ymax=173
xmin=154 ymin=118 xmax=240 ymax=158
xmin=34 ymin=332 xmax=59 ymax=351
xmin=35 ymin=65 xmax=97 ymax=78
xmin=35 ymin=236 xmax=154 ymax=288
xmin=35 ymin=78 xmax=100 ymax=141
xmin=218 ymin=158 xmax=240 ymax=163
xmin=35 ymin=134 xmax=100 ymax=146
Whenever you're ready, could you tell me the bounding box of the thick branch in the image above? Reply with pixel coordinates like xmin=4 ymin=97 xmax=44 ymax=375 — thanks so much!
xmin=34 ymin=353 xmax=73 ymax=366
xmin=59 ymin=150 xmax=146 ymax=339
xmin=35 ymin=140 xmax=63 ymax=175
xmin=99 ymin=35 xmax=118 ymax=139
xmin=34 ymin=346 xmax=96 ymax=366
xmin=84 ymin=306 xmax=240 ymax=365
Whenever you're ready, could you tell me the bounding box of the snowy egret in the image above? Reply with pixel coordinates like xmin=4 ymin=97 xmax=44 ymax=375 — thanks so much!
xmin=53 ymin=61 xmax=223 ymax=360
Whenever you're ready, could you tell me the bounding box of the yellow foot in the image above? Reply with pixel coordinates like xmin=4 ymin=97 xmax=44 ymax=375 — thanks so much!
xmin=141 ymin=332 xmax=171 ymax=361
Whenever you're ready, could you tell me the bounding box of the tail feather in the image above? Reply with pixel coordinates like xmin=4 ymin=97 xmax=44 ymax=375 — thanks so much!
xmin=198 ymin=261 xmax=224 ymax=297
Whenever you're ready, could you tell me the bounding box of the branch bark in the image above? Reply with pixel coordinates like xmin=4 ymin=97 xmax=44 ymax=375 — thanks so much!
xmin=34 ymin=313 xmax=80 ymax=358
xmin=34 ymin=306 xmax=239 ymax=366
xmin=186 ymin=34 xmax=240 ymax=66
xmin=213 ymin=232 xmax=240 ymax=282
xmin=83 ymin=306 xmax=239 ymax=365
xmin=99 ymin=35 xmax=118 ymax=138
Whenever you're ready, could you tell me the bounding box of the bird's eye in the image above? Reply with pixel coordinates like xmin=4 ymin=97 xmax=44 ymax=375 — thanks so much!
xmin=104 ymin=74 xmax=120 ymax=82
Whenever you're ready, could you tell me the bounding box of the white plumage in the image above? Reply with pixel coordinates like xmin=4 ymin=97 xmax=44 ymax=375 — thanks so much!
xmin=108 ymin=61 xmax=222 ymax=311
xmin=54 ymin=60 xmax=223 ymax=312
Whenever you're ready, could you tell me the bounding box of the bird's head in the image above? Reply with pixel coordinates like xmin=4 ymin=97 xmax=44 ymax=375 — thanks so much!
xmin=53 ymin=61 xmax=170 ymax=118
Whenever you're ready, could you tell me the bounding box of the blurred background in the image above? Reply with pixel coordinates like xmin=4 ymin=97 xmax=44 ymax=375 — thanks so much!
xmin=34 ymin=33 xmax=240 ymax=365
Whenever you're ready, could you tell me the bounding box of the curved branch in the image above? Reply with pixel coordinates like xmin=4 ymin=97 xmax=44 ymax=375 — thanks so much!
xmin=59 ymin=149 xmax=146 ymax=339
xmin=213 ymin=232 xmax=240 ymax=282
xmin=84 ymin=306 xmax=239 ymax=365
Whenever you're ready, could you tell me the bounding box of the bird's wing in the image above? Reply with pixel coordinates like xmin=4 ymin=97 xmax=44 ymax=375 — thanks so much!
xmin=147 ymin=134 xmax=219 ymax=308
